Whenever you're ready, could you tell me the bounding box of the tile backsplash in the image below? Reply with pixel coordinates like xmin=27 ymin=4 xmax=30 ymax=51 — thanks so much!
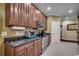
xmin=15 ymin=31 xmax=25 ymax=36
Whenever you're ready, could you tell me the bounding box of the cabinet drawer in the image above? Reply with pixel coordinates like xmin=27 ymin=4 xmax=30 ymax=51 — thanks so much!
xmin=34 ymin=39 xmax=41 ymax=44
xmin=25 ymin=42 xmax=33 ymax=48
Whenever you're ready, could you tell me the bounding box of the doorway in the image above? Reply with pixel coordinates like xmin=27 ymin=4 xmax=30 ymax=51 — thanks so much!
xmin=51 ymin=20 xmax=60 ymax=44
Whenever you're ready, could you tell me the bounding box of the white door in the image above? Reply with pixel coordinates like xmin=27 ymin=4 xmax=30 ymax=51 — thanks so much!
xmin=51 ymin=20 xmax=60 ymax=44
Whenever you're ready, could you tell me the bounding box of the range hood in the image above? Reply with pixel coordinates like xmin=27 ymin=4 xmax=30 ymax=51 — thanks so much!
xmin=11 ymin=26 xmax=26 ymax=30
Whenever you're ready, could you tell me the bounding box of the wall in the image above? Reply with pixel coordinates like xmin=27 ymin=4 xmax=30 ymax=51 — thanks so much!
xmin=0 ymin=3 xmax=5 ymax=56
xmin=47 ymin=16 xmax=78 ymax=42
xmin=46 ymin=16 xmax=60 ymax=33
xmin=0 ymin=4 xmax=25 ymax=56
xmin=62 ymin=16 xmax=78 ymax=41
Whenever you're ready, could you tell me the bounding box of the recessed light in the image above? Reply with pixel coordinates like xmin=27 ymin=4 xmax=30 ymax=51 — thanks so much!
xmin=65 ymin=17 xmax=69 ymax=19
xmin=47 ymin=6 xmax=51 ymax=10
xmin=68 ymin=10 xmax=72 ymax=13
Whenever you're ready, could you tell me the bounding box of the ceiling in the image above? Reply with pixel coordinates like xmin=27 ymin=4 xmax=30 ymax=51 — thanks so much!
xmin=34 ymin=3 xmax=79 ymax=19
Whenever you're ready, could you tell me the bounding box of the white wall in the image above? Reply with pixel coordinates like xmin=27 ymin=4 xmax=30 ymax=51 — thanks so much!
xmin=62 ymin=16 xmax=78 ymax=41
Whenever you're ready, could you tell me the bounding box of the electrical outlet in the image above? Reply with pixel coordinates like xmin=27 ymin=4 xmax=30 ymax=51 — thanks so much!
xmin=1 ymin=32 xmax=7 ymax=36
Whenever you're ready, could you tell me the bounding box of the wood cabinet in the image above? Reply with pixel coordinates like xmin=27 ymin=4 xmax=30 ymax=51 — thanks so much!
xmin=5 ymin=39 xmax=42 ymax=56
xmin=5 ymin=3 xmax=17 ymax=26
xmin=18 ymin=3 xmax=28 ymax=27
xmin=5 ymin=44 xmax=15 ymax=56
xmin=15 ymin=42 xmax=34 ymax=56
xmin=28 ymin=4 xmax=38 ymax=28
xmin=5 ymin=3 xmax=28 ymax=27
xmin=15 ymin=50 xmax=26 ymax=56
xmin=5 ymin=3 xmax=19 ymax=26
xmin=36 ymin=8 xmax=47 ymax=30
xmin=42 ymin=15 xmax=47 ymax=30
xmin=34 ymin=39 xmax=42 ymax=56
xmin=15 ymin=44 xmax=25 ymax=56
xmin=26 ymin=45 xmax=34 ymax=56
xmin=5 ymin=35 xmax=51 ymax=56
xmin=25 ymin=42 xmax=34 ymax=56
xmin=5 ymin=3 xmax=47 ymax=30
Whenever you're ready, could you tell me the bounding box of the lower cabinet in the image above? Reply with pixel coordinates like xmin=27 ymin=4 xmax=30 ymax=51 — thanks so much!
xmin=34 ymin=39 xmax=42 ymax=56
xmin=5 ymin=39 xmax=42 ymax=56
xmin=26 ymin=46 xmax=34 ymax=56
xmin=15 ymin=50 xmax=26 ymax=56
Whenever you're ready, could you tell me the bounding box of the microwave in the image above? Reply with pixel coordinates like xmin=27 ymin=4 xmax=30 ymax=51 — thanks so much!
xmin=37 ymin=21 xmax=44 ymax=29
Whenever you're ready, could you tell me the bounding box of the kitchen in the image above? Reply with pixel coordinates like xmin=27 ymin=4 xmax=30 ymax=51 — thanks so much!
xmin=0 ymin=3 xmax=79 ymax=56
xmin=0 ymin=3 xmax=50 ymax=56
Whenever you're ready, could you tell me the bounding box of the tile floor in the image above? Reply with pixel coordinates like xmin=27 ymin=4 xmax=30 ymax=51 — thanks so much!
xmin=42 ymin=41 xmax=79 ymax=56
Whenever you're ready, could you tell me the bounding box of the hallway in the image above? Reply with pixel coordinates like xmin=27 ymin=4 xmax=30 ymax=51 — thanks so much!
xmin=42 ymin=42 xmax=79 ymax=56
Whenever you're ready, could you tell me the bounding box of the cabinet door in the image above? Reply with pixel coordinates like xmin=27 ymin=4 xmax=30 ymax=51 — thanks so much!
xmin=25 ymin=42 xmax=34 ymax=56
xmin=15 ymin=50 xmax=26 ymax=56
xmin=34 ymin=39 xmax=42 ymax=56
xmin=5 ymin=3 xmax=28 ymax=27
xmin=5 ymin=44 xmax=15 ymax=56
xmin=18 ymin=3 xmax=24 ymax=26
xmin=13 ymin=3 xmax=19 ymax=26
xmin=18 ymin=3 xmax=28 ymax=27
xmin=34 ymin=43 xmax=39 ymax=56
xmin=42 ymin=15 xmax=47 ymax=30
xmin=5 ymin=3 xmax=11 ymax=26
xmin=29 ymin=4 xmax=37 ymax=28
xmin=24 ymin=3 xmax=29 ymax=27
xmin=18 ymin=3 xmax=21 ymax=26
xmin=15 ymin=44 xmax=25 ymax=56
xmin=36 ymin=9 xmax=46 ymax=30
xmin=27 ymin=46 xmax=34 ymax=56
xmin=10 ymin=3 xmax=19 ymax=26
xmin=5 ymin=3 xmax=19 ymax=26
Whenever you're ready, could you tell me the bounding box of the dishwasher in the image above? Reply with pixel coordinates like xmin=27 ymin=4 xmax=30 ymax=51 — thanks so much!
xmin=42 ymin=36 xmax=49 ymax=53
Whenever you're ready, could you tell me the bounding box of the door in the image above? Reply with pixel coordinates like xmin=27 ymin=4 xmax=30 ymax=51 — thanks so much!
xmin=51 ymin=20 xmax=60 ymax=44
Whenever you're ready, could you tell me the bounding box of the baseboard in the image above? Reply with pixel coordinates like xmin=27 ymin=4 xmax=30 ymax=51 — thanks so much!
xmin=61 ymin=39 xmax=78 ymax=43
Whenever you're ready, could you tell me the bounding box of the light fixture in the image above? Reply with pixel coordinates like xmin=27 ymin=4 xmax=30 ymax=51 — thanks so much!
xmin=11 ymin=26 xmax=26 ymax=30
xmin=47 ymin=6 xmax=51 ymax=10
xmin=65 ymin=17 xmax=69 ymax=19
xmin=68 ymin=10 xmax=72 ymax=13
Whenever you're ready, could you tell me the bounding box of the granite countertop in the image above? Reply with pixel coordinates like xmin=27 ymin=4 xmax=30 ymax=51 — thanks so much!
xmin=5 ymin=33 xmax=50 ymax=48
xmin=5 ymin=36 xmax=41 ymax=47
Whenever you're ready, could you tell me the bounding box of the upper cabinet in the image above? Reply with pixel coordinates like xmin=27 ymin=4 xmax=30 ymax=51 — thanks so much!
xmin=5 ymin=3 xmax=17 ymax=26
xmin=41 ymin=14 xmax=47 ymax=30
xmin=5 ymin=3 xmax=47 ymax=30
xmin=35 ymin=8 xmax=47 ymax=30
xmin=5 ymin=3 xmax=28 ymax=27
xmin=20 ymin=3 xmax=28 ymax=27
xmin=28 ymin=4 xmax=38 ymax=28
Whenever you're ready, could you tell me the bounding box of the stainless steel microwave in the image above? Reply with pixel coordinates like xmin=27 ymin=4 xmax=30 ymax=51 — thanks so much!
xmin=37 ymin=21 xmax=44 ymax=30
